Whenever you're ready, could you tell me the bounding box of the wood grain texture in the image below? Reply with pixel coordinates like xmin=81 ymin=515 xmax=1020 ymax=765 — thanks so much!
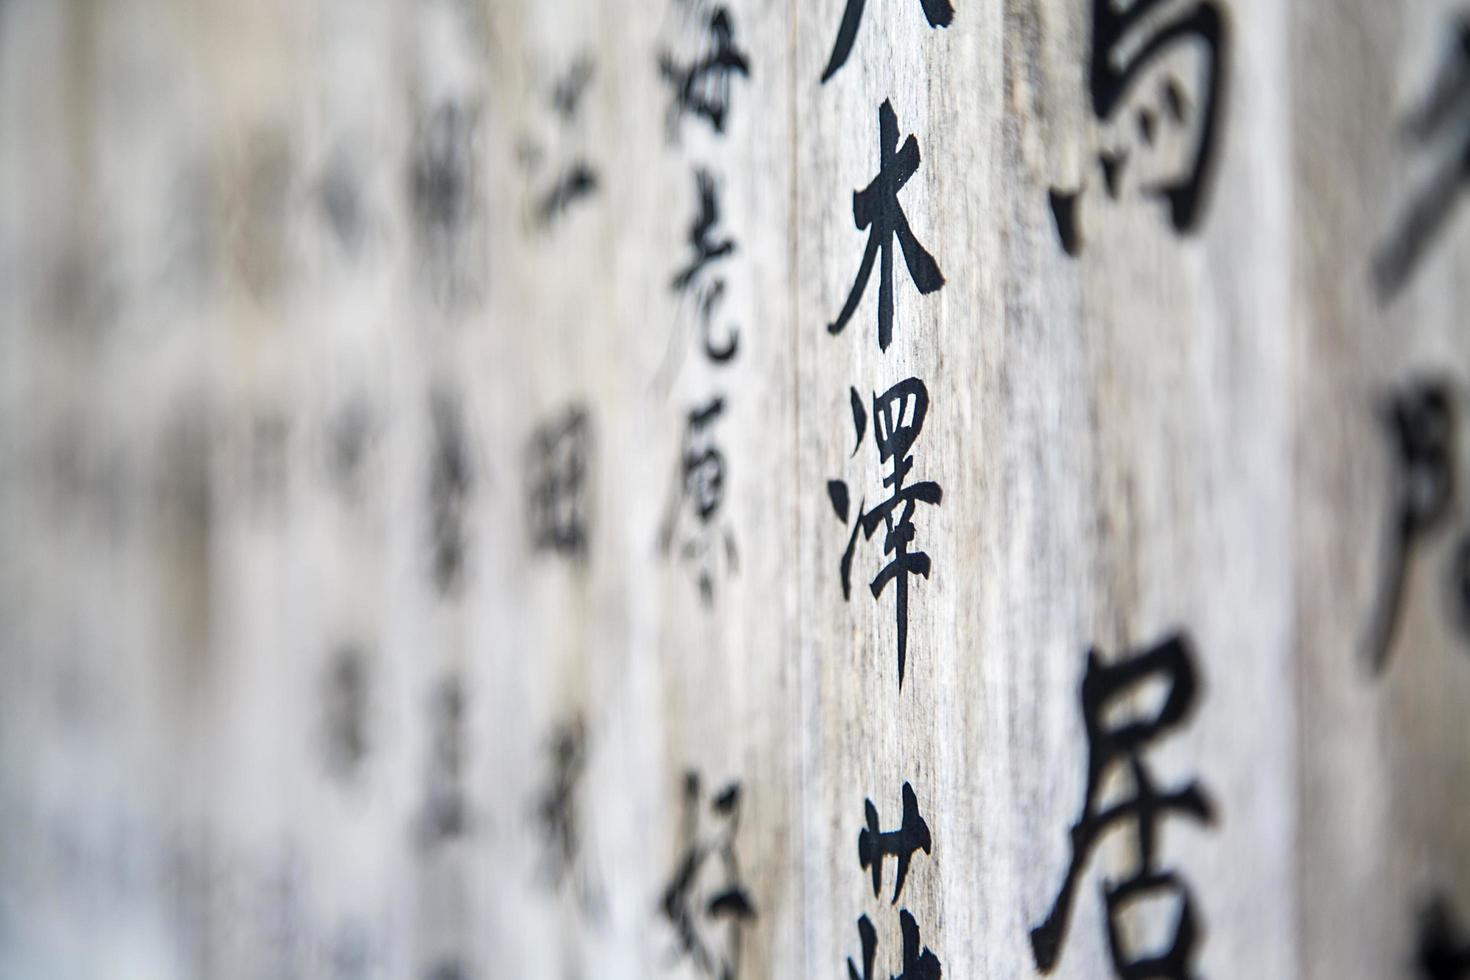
xmin=0 ymin=0 xmax=1465 ymax=978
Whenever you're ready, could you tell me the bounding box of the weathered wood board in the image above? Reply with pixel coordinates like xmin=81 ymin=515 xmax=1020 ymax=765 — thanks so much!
xmin=0 ymin=0 xmax=1466 ymax=978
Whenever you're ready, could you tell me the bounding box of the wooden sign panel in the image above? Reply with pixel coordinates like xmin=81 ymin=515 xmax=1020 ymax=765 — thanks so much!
xmin=0 ymin=0 xmax=1467 ymax=978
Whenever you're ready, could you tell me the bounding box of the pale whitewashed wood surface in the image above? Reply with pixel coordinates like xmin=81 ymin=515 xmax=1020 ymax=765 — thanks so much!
xmin=1293 ymin=4 xmax=1470 ymax=980
xmin=0 ymin=1 xmax=1466 ymax=979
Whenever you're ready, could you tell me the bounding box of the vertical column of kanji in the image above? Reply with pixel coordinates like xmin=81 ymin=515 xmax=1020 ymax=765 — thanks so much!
xmin=0 ymin=6 xmax=48 ymax=968
xmin=1292 ymin=3 xmax=1470 ymax=978
xmin=0 ymin=1 xmax=215 ymax=976
xmin=1012 ymin=0 xmax=1295 ymax=977
xmin=625 ymin=0 xmax=803 ymax=978
xmin=0 ymin=6 xmax=40 ymax=969
xmin=793 ymin=0 xmax=1009 ymax=976
xmin=196 ymin=1 xmax=326 ymax=975
xmin=474 ymin=0 xmax=625 ymax=977
xmin=0 ymin=11 xmax=102 ymax=972
xmin=0 ymin=10 xmax=84 ymax=968
xmin=392 ymin=1 xmax=498 ymax=977
xmin=289 ymin=1 xmax=417 ymax=976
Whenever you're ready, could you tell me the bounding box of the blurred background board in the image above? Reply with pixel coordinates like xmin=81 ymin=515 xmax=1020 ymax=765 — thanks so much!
xmin=0 ymin=1 xmax=1465 ymax=979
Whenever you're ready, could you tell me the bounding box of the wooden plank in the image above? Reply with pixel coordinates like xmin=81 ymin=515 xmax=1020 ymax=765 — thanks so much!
xmin=1293 ymin=2 xmax=1470 ymax=977
xmin=0 ymin=0 xmax=1467 ymax=977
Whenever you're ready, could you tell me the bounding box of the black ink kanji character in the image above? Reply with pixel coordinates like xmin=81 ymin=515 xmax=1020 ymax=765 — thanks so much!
xmin=429 ymin=389 xmax=472 ymax=596
xmin=1030 ymin=633 xmax=1216 ymax=978
xmin=1366 ymin=381 xmax=1456 ymax=673
xmin=827 ymin=379 xmax=943 ymax=689
xmin=324 ymin=396 xmax=375 ymax=503
xmin=847 ymin=910 xmax=943 ymax=980
xmin=660 ymin=6 xmax=750 ymax=137
xmin=536 ymin=716 xmax=586 ymax=886
xmin=324 ymin=644 xmax=369 ymax=779
xmin=412 ymin=100 xmax=479 ymax=237
xmin=1049 ymin=0 xmax=1228 ymax=254
xmin=1420 ymin=895 xmax=1470 ymax=979
xmin=533 ymin=715 xmax=606 ymax=919
xmin=552 ymin=56 xmax=595 ymax=122
xmin=418 ymin=676 xmax=470 ymax=848
xmin=528 ymin=405 xmax=593 ymax=560
xmin=410 ymin=95 xmax=486 ymax=308
xmin=1374 ymin=17 xmax=1470 ymax=301
xmin=671 ymin=169 xmax=740 ymax=363
xmin=661 ymin=772 xmax=757 ymax=980
xmin=847 ymin=781 xmax=940 ymax=980
xmin=660 ymin=398 xmax=739 ymax=605
xmin=535 ymin=164 xmax=600 ymax=228
xmin=821 ymin=0 xmax=954 ymax=84
xmin=859 ymin=782 xmax=932 ymax=903
xmin=522 ymin=57 xmax=601 ymax=231
xmin=829 ymin=100 xmax=945 ymax=353
xmin=1450 ymin=534 xmax=1470 ymax=641
xmin=320 ymin=145 xmax=366 ymax=256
